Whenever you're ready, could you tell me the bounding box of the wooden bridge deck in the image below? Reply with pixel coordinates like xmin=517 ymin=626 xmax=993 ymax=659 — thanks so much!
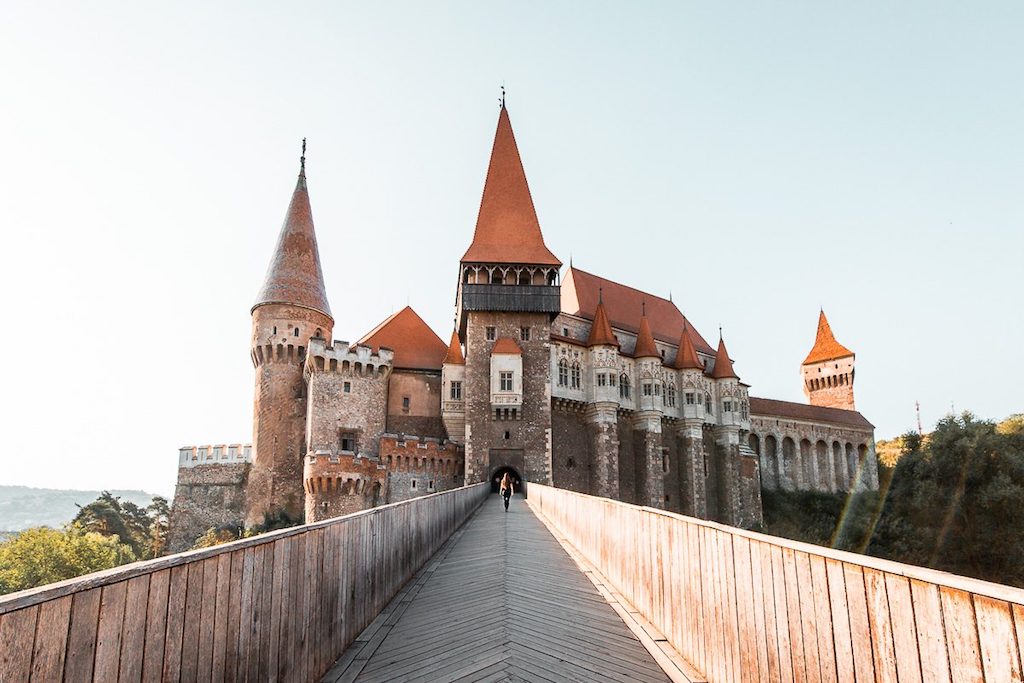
xmin=323 ymin=494 xmax=672 ymax=683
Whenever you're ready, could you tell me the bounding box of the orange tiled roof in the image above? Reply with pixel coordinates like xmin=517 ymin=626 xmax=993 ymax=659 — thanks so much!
xmin=491 ymin=337 xmax=522 ymax=355
xmin=253 ymin=164 xmax=332 ymax=318
xmin=750 ymin=397 xmax=874 ymax=429
xmin=443 ymin=330 xmax=465 ymax=365
xmin=562 ymin=267 xmax=714 ymax=355
xmin=803 ymin=310 xmax=854 ymax=365
xmin=358 ymin=306 xmax=447 ymax=370
xmin=586 ymin=298 xmax=619 ymax=347
xmin=461 ymin=106 xmax=561 ymax=267
xmin=632 ymin=310 xmax=660 ymax=358
xmin=673 ymin=321 xmax=704 ymax=370
xmin=710 ymin=337 xmax=739 ymax=379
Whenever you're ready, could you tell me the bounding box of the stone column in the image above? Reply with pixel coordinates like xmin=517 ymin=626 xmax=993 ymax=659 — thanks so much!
xmin=586 ymin=403 xmax=620 ymax=500
xmin=713 ymin=425 xmax=743 ymax=526
xmin=679 ymin=419 xmax=707 ymax=519
xmin=634 ymin=412 xmax=665 ymax=509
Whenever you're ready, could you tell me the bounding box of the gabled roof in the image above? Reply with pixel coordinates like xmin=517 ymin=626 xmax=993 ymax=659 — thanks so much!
xmin=710 ymin=336 xmax=739 ymax=379
xmin=586 ymin=298 xmax=619 ymax=347
xmin=358 ymin=306 xmax=447 ymax=371
xmin=491 ymin=337 xmax=522 ymax=355
xmin=803 ymin=309 xmax=854 ymax=365
xmin=443 ymin=330 xmax=465 ymax=365
xmin=253 ymin=161 xmax=332 ymax=318
xmin=461 ymin=105 xmax=561 ymax=267
xmin=562 ymin=267 xmax=714 ymax=354
xmin=633 ymin=310 xmax=660 ymax=358
xmin=673 ymin=321 xmax=704 ymax=370
xmin=750 ymin=397 xmax=874 ymax=430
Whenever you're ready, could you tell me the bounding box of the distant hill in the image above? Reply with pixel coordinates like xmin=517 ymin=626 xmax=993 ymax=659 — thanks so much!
xmin=0 ymin=486 xmax=158 ymax=534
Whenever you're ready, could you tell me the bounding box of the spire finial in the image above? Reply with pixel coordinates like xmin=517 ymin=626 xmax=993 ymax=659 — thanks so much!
xmin=642 ymin=300 xmax=646 ymax=317
xmin=719 ymin=324 xmax=723 ymax=339
xmin=669 ymin=289 xmax=673 ymax=303
xmin=598 ymin=286 xmax=603 ymax=304
xmin=500 ymin=83 xmax=506 ymax=108
xmin=300 ymin=137 xmax=307 ymax=173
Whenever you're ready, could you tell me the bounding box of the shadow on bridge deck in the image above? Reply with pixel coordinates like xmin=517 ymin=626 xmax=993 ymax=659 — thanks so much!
xmin=322 ymin=493 xmax=672 ymax=683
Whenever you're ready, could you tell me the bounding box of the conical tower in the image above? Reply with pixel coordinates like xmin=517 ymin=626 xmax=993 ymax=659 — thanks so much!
xmin=801 ymin=309 xmax=856 ymax=410
xmin=456 ymin=101 xmax=561 ymax=488
xmin=246 ymin=143 xmax=334 ymax=527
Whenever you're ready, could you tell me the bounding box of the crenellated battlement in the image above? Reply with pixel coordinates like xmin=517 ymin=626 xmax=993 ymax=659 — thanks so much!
xmin=304 ymin=337 xmax=394 ymax=381
xmin=177 ymin=443 xmax=252 ymax=469
xmin=304 ymin=451 xmax=388 ymax=521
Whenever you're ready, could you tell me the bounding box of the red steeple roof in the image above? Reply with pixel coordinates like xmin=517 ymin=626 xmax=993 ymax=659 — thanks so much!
xmin=711 ymin=336 xmax=739 ymax=379
xmin=253 ymin=156 xmax=332 ymax=318
xmin=633 ymin=308 xmax=660 ymax=359
xmin=673 ymin=321 xmax=704 ymax=370
xmin=358 ymin=306 xmax=447 ymax=370
xmin=443 ymin=330 xmax=465 ymax=365
xmin=803 ymin=310 xmax=854 ymax=365
xmin=461 ymin=105 xmax=561 ymax=266
xmin=586 ymin=296 xmax=619 ymax=347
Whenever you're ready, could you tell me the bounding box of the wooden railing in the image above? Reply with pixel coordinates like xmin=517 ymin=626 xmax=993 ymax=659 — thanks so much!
xmin=529 ymin=483 xmax=1024 ymax=683
xmin=0 ymin=483 xmax=489 ymax=682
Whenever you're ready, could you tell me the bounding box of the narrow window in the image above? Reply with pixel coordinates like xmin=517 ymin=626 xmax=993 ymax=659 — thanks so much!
xmin=619 ymin=375 xmax=630 ymax=399
xmin=486 ymin=326 xmax=496 ymax=341
xmin=402 ymin=396 xmax=411 ymax=411
xmin=686 ymin=392 xmax=695 ymax=405
xmin=643 ymin=383 xmax=652 ymax=397
xmin=654 ymin=383 xmax=661 ymax=396
xmin=705 ymin=393 xmax=713 ymax=413
xmin=450 ymin=381 xmax=462 ymax=400
xmin=315 ymin=328 xmax=322 ymax=338
xmin=562 ymin=327 xmax=569 ymax=337
xmin=500 ymin=371 xmax=513 ymax=392
xmin=597 ymin=373 xmax=607 ymax=387
xmin=294 ymin=327 xmax=299 ymax=337
xmin=504 ymin=431 xmax=510 ymax=440
xmin=272 ymin=326 xmax=277 ymax=335
xmin=343 ymin=381 xmax=351 ymax=393
xmin=558 ymin=359 xmax=569 ymax=387
xmin=570 ymin=362 xmax=581 ymax=390
xmin=520 ymin=326 xmax=530 ymax=341
xmin=412 ymin=480 xmax=417 ymax=490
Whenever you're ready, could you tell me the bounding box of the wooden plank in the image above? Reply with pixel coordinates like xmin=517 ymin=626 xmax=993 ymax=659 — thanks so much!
xmin=31 ymin=595 xmax=72 ymax=681
xmin=224 ymin=550 xmax=245 ymax=683
xmin=1014 ymin=604 xmax=1024 ymax=682
xmin=211 ymin=552 xmax=232 ymax=682
xmin=974 ymin=595 xmax=1023 ymax=682
xmin=732 ymin=536 xmax=759 ymax=683
xmin=0 ymin=605 xmax=38 ymax=681
xmin=161 ymin=565 xmax=188 ymax=683
xmin=256 ymin=543 xmax=274 ymax=683
xmin=747 ymin=537 xmax=771 ymax=683
xmin=909 ymin=579 xmax=950 ymax=683
xmin=194 ymin=556 xmax=219 ymax=682
xmin=842 ymin=563 xmax=876 ymax=683
xmin=808 ymin=556 xmax=836 ymax=683
xmin=940 ymin=586 xmax=984 ymax=682
xmin=179 ymin=558 xmax=205 ymax=682
xmin=770 ymin=546 xmax=794 ymax=683
xmin=140 ymin=569 xmax=169 ymax=683
xmin=268 ymin=537 xmax=286 ymax=681
xmin=794 ymin=552 xmax=822 ymax=683
xmin=863 ymin=568 xmax=897 ymax=683
xmin=756 ymin=540 xmax=782 ymax=683
xmin=118 ymin=574 xmax=150 ymax=683
xmin=781 ymin=548 xmax=806 ymax=682
xmin=825 ymin=559 xmax=854 ymax=682
xmin=64 ymin=587 xmax=102 ymax=681
xmin=883 ymin=574 xmax=923 ymax=683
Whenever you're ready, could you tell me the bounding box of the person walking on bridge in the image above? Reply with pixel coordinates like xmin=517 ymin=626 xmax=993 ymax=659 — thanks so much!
xmin=500 ymin=472 xmax=514 ymax=511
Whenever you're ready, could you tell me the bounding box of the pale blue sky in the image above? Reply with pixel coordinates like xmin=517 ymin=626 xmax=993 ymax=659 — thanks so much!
xmin=1 ymin=2 xmax=1020 ymax=496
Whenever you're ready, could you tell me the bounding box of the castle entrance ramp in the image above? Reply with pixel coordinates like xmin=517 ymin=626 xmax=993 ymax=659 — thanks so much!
xmin=322 ymin=492 xmax=676 ymax=682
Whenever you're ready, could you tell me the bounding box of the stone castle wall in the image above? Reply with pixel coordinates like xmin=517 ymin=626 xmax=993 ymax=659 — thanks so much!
xmin=386 ymin=370 xmax=446 ymax=439
xmin=168 ymin=461 xmax=250 ymax=553
xmin=381 ymin=435 xmax=463 ymax=503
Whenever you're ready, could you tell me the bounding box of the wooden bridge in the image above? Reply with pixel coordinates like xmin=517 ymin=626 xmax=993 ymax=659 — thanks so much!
xmin=2 ymin=483 xmax=1024 ymax=682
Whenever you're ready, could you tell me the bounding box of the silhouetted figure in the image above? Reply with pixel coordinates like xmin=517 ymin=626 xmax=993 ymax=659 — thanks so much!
xmin=500 ymin=472 xmax=514 ymax=511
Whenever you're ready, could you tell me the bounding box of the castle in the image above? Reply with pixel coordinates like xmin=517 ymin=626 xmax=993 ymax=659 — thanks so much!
xmin=169 ymin=104 xmax=879 ymax=551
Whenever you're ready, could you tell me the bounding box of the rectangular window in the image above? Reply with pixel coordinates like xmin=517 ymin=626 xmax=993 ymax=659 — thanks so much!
xmin=643 ymin=383 xmax=652 ymax=396
xmin=411 ymin=480 xmax=417 ymax=490
xmin=520 ymin=327 xmax=530 ymax=341
xmin=402 ymin=396 xmax=411 ymax=411
xmin=486 ymin=326 xmax=496 ymax=341
xmin=450 ymin=381 xmax=462 ymax=400
xmin=724 ymin=400 xmax=732 ymax=413
xmin=499 ymin=371 xmax=513 ymax=392
xmin=654 ymin=384 xmax=661 ymax=396
xmin=340 ymin=433 xmax=356 ymax=452
xmin=609 ymin=374 xmax=616 ymax=387
xmin=686 ymin=392 xmax=695 ymax=405
xmin=562 ymin=327 xmax=569 ymax=336
xmin=343 ymin=381 xmax=351 ymax=393
xmin=597 ymin=373 xmax=607 ymax=387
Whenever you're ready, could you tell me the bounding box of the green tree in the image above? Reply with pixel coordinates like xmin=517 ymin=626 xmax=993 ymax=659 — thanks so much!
xmin=0 ymin=526 xmax=136 ymax=595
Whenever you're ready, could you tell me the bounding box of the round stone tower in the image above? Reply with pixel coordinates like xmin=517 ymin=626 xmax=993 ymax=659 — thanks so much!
xmin=246 ymin=146 xmax=334 ymax=527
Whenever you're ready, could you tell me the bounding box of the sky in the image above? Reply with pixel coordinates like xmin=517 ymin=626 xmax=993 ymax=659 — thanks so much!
xmin=0 ymin=2 xmax=1021 ymax=497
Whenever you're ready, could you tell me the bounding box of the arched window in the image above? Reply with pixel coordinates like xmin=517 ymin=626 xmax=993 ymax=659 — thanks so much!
xmin=619 ymin=374 xmax=630 ymax=399
xmin=518 ymin=271 xmax=530 ymax=285
xmin=314 ymin=328 xmax=322 ymax=338
xmin=557 ymin=359 xmax=569 ymax=387
xmin=570 ymin=362 xmax=581 ymax=390
xmin=294 ymin=327 xmax=299 ymax=337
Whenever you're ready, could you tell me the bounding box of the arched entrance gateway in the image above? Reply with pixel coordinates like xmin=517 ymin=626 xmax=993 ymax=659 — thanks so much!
xmin=490 ymin=465 xmax=523 ymax=495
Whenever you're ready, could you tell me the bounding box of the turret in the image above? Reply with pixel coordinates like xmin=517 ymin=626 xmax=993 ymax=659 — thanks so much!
xmin=710 ymin=334 xmax=748 ymax=429
xmin=586 ymin=294 xmax=620 ymax=405
xmin=673 ymin=320 xmax=707 ymax=422
xmin=246 ymin=142 xmax=334 ymax=527
xmin=801 ymin=309 xmax=856 ymax=410
xmin=441 ymin=330 xmax=466 ymax=442
xmin=633 ymin=306 xmax=664 ymax=415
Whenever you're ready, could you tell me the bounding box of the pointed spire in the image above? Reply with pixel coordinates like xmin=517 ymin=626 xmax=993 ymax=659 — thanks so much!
xmin=803 ymin=309 xmax=854 ymax=365
xmin=673 ymin=320 xmax=704 ymax=370
xmin=253 ymin=143 xmax=332 ymax=318
xmin=633 ymin=307 xmax=660 ymax=359
xmin=586 ymin=295 xmax=619 ymax=348
xmin=443 ymin=330 xmax=465 ymax=365
xmin=711 ymin=335 xmax=739 ymax=379
xmin=461 ymin=105 xmax=561 ymax=266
